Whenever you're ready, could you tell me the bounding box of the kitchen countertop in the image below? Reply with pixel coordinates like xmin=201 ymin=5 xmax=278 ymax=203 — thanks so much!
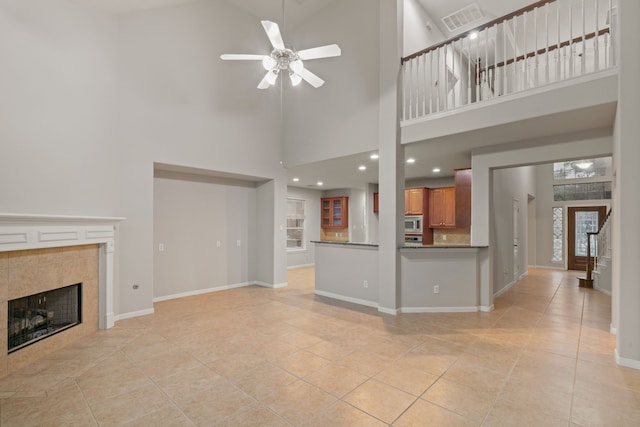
xmin=401 ymin=244 xmax=488 ymax=249
xmin=312 ymin=241 xmax=487 ymax=249
xmin=311 ymin=240 xmax=378 ymax=247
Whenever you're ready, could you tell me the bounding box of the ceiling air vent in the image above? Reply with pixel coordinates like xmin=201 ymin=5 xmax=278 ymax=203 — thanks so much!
xmin=441 ymin=3 xmax=484 ymax=33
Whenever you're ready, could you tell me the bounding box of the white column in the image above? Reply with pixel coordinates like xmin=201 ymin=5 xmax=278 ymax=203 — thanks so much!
xmin=614 ymin=0 xmax=640 ymax=369
xmin=377 ymin=0 xmax=403 ymax=314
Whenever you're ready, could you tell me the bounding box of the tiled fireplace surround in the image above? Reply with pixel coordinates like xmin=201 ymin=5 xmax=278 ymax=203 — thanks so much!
xmin=0 ymin=214 xmax=122 ymax=379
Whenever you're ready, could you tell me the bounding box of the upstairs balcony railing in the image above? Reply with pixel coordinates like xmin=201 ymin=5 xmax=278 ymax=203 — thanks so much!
xmin=401 ymin=0 xmax=617 ymax=122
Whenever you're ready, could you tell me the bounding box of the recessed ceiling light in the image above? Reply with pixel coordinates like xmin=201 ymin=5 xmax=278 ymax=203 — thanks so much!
xmin=317 ymin=181 xmax=323 ymax=186
xmin=370 ymin=153 xmax=379 ymax=160
xmin=292 ymin=177 xmax=300 ymax=182
xmin=358 ymin=165 xmax=366 ymax=171
xmin=432 ymin=168 xmax=441 ymax=173
xmin=406 ymin=158 xmax=416 ymax=164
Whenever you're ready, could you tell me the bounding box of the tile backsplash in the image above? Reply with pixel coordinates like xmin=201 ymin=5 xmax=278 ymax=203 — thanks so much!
xmin=433 ymin=228 xmax=471 ymax=245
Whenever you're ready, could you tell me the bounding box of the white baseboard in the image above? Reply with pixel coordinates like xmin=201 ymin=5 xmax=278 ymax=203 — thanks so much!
xmin=255 ymin=281 xmax=288 ymax=289
xmin=400 ymin=306 xmax=479 ymax=313
xmin=153 ymin=282 xmax=251 ymax=302
xmin=519 ymin=271 xmax=528 ymax=280
xmin=378 ymin=306 xmax=399 ymax=315
xmin=529 ymin=264 xmax=566 ymax=271
xmin=615 ymin=349 xmax=640 ymax=370
xmin=594 ymin=284 xmax=612 ymax=297
xmin=479 ymin=304 xmax=494 ymax=312
xmin=287 ymin=263 xmax=315 ymax=270
xmin=610 ymin=323 xmax=617 ymax=335
xmin=494 ymin=280 xmax=517 ymax=298
xmin=314 ymin=289 xmax=378 ymax=309
xmin=115 ymin=308 xmax=155 ymax=322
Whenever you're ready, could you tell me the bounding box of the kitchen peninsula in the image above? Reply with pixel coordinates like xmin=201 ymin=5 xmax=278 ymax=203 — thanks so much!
xmin=312 ymin=240 xmax=490 ymax=313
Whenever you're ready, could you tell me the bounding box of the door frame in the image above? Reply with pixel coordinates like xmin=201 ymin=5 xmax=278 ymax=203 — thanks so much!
xmin=567 ymin=205 xmax=607 ymax=271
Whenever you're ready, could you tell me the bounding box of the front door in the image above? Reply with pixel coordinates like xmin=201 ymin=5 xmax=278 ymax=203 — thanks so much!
xmin=567 ymin=206 xmax=606 ymax=271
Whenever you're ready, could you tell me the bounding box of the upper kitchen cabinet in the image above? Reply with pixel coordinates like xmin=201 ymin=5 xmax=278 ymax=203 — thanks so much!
xmin=454 ymin=169 xmax=472 ymax=228
xmin=405 ymin=187 xmax=427 ymax=215
xmin=321 ymin=197 xmax=349 ymax=229
xmin=429 ymin=187 xmax=456 ymax=228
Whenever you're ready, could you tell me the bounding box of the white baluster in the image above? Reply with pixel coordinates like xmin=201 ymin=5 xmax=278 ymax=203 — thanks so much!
xmin=545 ymin=3 xmax=550 ymax=84
xmin=593 ymin=0 xmax=600 ymax=72
xmin=402 ymin=62 xmax=407 ymax=120
xmin=503 ymin=20 xmax=508 ymax=95
xmin=444 ymin=44 xmax=448 ymax=111
xmin=569 ymin=0 xmax=574 ymax=78
xmin=581 ymin=0 xmax=586 ymax=76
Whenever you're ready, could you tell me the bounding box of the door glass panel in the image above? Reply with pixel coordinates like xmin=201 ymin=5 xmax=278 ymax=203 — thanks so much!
xmin=575 ymin=211 xmax=599 ymax=256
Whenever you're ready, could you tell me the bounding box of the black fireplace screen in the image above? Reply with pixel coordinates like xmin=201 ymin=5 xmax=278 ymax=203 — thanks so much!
xmin=8 ymin=283 xmax=82 ymax=353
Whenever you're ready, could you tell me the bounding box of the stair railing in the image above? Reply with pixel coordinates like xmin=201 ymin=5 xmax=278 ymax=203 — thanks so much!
xmin=401 ymin=0 xmax=617 ymax=122
xmin=580 ymin=208 xmax=611 ymax=287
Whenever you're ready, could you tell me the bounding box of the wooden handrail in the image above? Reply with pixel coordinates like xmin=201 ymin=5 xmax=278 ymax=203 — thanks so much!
xmin=485 ymin=28 xmax=610 ymax=72
xmin=598 ymin=208 xmax=612 ymax=230
xmin=402 ymin=0 xmax=557 ymax=63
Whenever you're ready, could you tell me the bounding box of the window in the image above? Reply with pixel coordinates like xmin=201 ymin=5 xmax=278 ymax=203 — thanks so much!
xmin=553 ymin=157 xmax=612 ymax=180
xmin=553 ymin=182 xmax=612 ymax=201
xmin=286 ymin=198 xmax=305 ymax=251
xmin=552 ymin=207 xmax=563 ymax=262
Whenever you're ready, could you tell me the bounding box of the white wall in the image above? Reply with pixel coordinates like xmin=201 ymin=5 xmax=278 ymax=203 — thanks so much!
xmin=403 ymin=0 xmax=445 ymax=57
xmin=0 ymin=0 xmax=120 ymax=216
xmin=116 ymin=0 xmax=286 ymax=316
xmin=153 ymin=171 xmax=258 ymax=299
xmin=286 ymin=186 xmax=321 ymax=268
xmin=283 ymin=0 xmax=381 ymax=167
xmin=492 ymin=166 xmax=536 ymax=295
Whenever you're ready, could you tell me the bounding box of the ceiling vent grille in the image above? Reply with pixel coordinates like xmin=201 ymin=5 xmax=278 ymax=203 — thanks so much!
xmin=441 ymin=3 xmax=484 ymax=32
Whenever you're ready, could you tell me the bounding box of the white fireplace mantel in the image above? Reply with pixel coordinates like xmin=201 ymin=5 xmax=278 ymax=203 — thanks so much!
xmin=0 ymin=213 xmax=125 ymax=329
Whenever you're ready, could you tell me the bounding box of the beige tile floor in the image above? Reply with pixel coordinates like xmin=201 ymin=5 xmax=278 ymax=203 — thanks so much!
xmin=2 ymin=267 xmax=640 ymax=426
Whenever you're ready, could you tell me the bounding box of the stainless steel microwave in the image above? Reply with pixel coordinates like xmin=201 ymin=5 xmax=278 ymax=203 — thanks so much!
xmin=404 ymin=215 xmax=423 ymax=234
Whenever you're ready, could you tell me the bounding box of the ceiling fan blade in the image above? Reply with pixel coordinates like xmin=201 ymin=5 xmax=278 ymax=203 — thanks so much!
xmin=300 ymin=68 xmax=325 ymax=88
xmin=261 ymin=20 xmax=285 ymax=50
xmin=297 ymin=44 xmax=342 ymax=60
xmin=220 ymin=54 xmax=266 ymax=61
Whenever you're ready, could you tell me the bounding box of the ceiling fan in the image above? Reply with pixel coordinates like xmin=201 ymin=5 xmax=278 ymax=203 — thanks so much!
xmin=220 ymin=20 xmax=341 ymax=89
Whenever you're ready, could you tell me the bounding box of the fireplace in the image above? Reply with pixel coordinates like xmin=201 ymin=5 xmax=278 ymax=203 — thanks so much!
xmin=0 ymin=213 xmax=122 ymax=378
xmin=8 ymin=283 xmax=82 ymax=353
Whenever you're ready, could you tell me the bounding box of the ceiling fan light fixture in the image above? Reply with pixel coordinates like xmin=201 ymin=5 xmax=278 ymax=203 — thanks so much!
xmin=262 ymin=55 xmax=277 ymax=71
xmin=289 ymin=73 xmax=302 ymax=86
xmin=266 ymin=69 xmax=279 ymax=86
xmin=290 ymin=59 xmax=304 ymax=74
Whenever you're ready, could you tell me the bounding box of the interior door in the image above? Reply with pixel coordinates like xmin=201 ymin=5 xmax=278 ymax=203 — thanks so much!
xmin=568 ymin=206 xmax=607 ymax=271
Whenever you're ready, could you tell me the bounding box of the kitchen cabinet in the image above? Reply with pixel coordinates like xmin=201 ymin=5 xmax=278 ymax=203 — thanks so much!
xmin=455 ymin=168 xmax=472 ymax=228
xmin=405 ymin=188 xmax=426 ymax=215
xmin=321 ymin=197 xmax=349 ymax=229
xmin=429 ymin=187 xmax=456 ymax=228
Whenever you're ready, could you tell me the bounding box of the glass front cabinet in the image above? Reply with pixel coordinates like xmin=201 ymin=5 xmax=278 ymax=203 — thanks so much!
xmin=321 ymin=197 xmax=349 ymax=229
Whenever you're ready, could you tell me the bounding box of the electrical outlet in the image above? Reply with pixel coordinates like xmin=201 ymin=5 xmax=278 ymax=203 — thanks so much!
xmin=363 ymin=280 xmax=368 ymax=288
xmin=216 ymin=240 xmax=221 ymax=248
xmin=433 ymin=285 xmax=440 ymax=294
xmin=442 ymin=235 xmax=447 ymax=241
xmin=236 ymin=239 xmax=241 ymax=247
xmin=158 ymin=243 xmax=165 ymax=252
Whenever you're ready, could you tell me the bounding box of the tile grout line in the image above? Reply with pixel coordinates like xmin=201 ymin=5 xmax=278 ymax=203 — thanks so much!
xmin=478 ymin=272 xmax=567 ymax=426
xmin=568 ymin=290 xmax=586 ymax=426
